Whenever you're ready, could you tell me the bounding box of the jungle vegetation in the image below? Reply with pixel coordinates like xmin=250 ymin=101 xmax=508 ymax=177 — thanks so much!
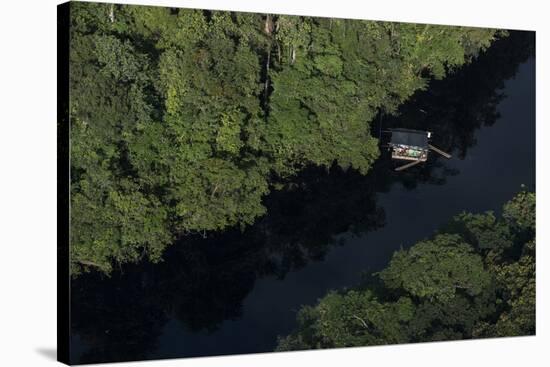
xmin=69 ymin=2 xmax=503 ymax=273
xmin=70 ymin=28 xmax=535 ymax=363
xmin=276 ymin=191 xmax=535 ymax=349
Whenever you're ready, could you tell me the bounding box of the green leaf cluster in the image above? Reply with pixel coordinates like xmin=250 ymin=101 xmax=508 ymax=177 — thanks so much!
xmin=68 ymin=2 xmax=500 ymax=274
xmin=277 ymin=191 xmax=536 ymax=349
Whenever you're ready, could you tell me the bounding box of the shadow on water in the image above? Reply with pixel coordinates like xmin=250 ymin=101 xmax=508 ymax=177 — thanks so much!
xmin=71 ymin=166 xmax=385 ymax=362
xmin=70 ymin=30 xmax=535 ymax=364
xmin=376 ymin=30 xmax=535 ymax=191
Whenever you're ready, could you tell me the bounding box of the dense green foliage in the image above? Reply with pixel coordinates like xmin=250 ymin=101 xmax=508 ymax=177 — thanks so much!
xmin=277 ymin=191 xmax=535 ymax=349
xmin=69 ymin=2 xmax=501 ymax=273
xmin=70 ymin=31 xmax=534 ymax=363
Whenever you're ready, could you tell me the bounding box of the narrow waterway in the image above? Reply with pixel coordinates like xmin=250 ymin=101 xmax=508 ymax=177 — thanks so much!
xmin=70 ymin=31 xmax=535 ymax=364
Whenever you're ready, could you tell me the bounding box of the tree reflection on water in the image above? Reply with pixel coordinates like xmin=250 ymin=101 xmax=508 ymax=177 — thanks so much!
xmin=71 ymin=30 xmax=534 ymax=364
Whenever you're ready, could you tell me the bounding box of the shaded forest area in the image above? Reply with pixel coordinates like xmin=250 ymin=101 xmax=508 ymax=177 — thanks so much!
xmin=69 ymin=2 xmax=503 ymax=273
xmin=70 ymin=25 xmax=534 ymax=361
xmin=277 ymin=191 xmax=535 ymax=349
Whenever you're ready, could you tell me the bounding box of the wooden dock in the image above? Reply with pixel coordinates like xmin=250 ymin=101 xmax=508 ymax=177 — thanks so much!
xmin=428 ymin=144 xmax=452 ymax=159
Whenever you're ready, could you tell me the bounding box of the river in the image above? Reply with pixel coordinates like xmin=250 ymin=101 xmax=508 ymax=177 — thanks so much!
xmin=70 ymin=30 xmax=535 ymax=364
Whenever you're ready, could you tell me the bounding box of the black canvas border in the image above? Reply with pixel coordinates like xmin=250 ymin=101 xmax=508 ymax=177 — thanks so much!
xmin=57 ymin=1 xmax=71 ymax=365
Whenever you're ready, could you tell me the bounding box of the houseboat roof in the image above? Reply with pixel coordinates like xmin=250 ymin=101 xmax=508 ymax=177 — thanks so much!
xmin=389 ymin=128 xmax=429 ymax=148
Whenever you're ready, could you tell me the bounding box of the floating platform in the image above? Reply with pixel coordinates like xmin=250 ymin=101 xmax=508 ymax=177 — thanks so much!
xmin=385 ymin=128 xmax=451 ymax=171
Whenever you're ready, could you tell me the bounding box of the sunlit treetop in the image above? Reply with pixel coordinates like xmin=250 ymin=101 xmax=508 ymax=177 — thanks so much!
xmin=68 ymin=2 xmax=501 ymax=274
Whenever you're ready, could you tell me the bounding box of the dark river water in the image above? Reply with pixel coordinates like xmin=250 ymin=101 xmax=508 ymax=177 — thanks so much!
xmin=70 ymin=31 xmax=535 ymax=364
